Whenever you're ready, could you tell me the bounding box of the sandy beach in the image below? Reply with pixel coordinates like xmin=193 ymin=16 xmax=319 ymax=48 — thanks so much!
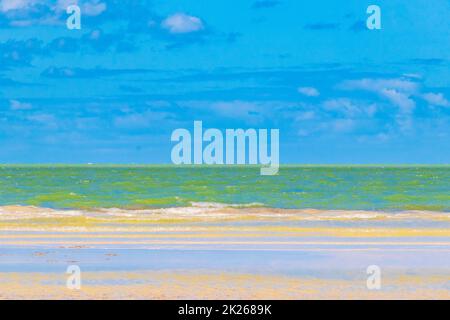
xmin=1 ymin=205 xmax=449 ymax=299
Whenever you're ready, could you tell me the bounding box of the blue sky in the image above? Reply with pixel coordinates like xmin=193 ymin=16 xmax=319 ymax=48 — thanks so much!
xmin=0 ymin=0 xmax=449 ymax=164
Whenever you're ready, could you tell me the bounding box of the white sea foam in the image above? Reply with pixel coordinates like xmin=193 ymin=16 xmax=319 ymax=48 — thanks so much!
xmin=190 ymin=202 xmax=265 ymax=208
xmin=0 ymin=206 xmax=85 ymax=220
xmin=0 ymin=205 xmax=448 ymax=222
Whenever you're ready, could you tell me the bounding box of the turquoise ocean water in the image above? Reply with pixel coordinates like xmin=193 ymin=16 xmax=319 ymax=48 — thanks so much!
xmin=0 ymin=165 xmax=449 ymax=211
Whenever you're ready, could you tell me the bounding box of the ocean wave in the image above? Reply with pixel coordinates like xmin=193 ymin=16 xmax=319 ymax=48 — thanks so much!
xmin=0 ymin=205 xmax=449 ymax=222
xmin=0 ymin=205 xmax=85 ymax=220
xmin=189 ymin=202 xmax=265 ymax=209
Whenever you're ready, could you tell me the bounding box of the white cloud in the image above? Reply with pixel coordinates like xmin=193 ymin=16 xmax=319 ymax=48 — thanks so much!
xmin=295 ymin=111 xmax=315 ymax=121
xmin=323 ymin=98 xmax=359 ymax=116
xmin=340 ymin=78 xmax=419 ymax=94
xmin=114 ymin=111 xmax=172 ymax=129
xmin=1 ymin=0 xmax=105 ymax=26
xmin=339 ymin=78 xmax=418 ymax=113
xmin=10 ymin=99 xmax=32 ymax=110
xmin=402 ymin=73 xmax=422 ymax=80
xmin=27 ymin=113 xmax=58 ymax=129
xmin=82 ymin=0 xmax=106 ymax=16
xmin=27 ymin=113 xmax=54 ymax=122
xmin=311 ymin=118 xmax=355 ymax=134
xmin=380 ymin=88 xmax=415 ymax=113
xmin=357 ymin=132 xmax=391 ymax=143
xmin=422 ymin=92 xmax=450 ymax=107
xmin=0 ymin=0 xmax=34 ymax=12
xmin=210 ymin=101 xmax=262 ymax=122
xmin=298 ymin=86 xmax=319 ymax=97
xmin=161 ymin=13 xmax=204 ymax=34
xmin=179 ymin=100 xmax=288 ymax=125
xmin=2 ymin=0 xmax=106 ymax=15
xmin=55 ymin=0 xmax=106 ymax=15
xmin=322 ymin=98 xmax=377 ymax=117
xmin=332 ymin=119 xmax=354 ymax=133
xmin=56 ymin=0 xmax=75 ymax=10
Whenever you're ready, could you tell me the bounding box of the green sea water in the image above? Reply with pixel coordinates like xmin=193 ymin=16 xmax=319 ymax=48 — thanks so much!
xmin=0 ymin=165 xmax=449 ymax=211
